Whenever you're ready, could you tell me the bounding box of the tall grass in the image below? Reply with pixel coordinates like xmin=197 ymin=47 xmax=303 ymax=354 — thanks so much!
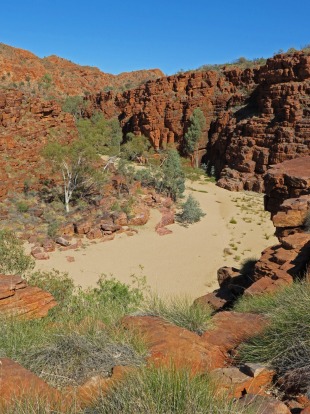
xmin=236 ymin=280 xmax=310 ymax=393
xmin=87 ymin=365 xmax=240 ymax=414
xmin=141 ymin=294 xmax=212 ymax=334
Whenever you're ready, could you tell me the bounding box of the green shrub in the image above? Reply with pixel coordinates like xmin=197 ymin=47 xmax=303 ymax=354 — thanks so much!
xmin=160 ymin=149 xmax=185 ymax=200
xmin=26 ymin=270 xmax=75 ymax=308
xmin=178 ymin=194 xmax=205 ymax=224
xmin=0 ymin=230 xmax=34 ymax=276
xmin=121 ymin=133 xmax=152 ymax=161
xmin=16 ymin=201 xmax=29 ymax=213
xmin=141 ymin=294 xmax=212 ymax=334
xmin=47 ymin=221 xmax=59 ymax=238
xmin=89 ymin=365 xmax=238 ymax=414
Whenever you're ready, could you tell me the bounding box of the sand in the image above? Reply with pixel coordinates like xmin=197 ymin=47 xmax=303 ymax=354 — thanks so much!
xmin=33 ymin=180 xmax=277 ymax=299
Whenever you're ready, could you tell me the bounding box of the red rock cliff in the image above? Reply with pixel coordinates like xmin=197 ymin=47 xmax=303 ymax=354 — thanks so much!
xmin=0 ymin=90 xmax=76 ymax=198
xmin=89 ymin=52 xmax=310 ymax=192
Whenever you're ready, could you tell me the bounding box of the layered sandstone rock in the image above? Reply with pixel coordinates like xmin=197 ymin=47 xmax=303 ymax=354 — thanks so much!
xmin=0 ymin=274 xmax=57 ymax=319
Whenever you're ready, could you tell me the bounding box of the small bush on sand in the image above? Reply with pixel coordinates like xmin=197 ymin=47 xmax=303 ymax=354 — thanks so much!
xmin=141 ymin=295 xmax=212 ymax=334
xmin=88 ymin=365 xmax=238 ymax=414
xmin=178 ymin=194 xmax=205 ymax=224
xmin=237 ymin=280 xmax=310 ymax=394
xmin=0 ymin=230 xmax=34 ymax=276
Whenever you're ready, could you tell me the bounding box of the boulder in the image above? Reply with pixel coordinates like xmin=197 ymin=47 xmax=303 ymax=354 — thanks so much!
xmin=0 ymin=358 xmax=64 ymax=409
xmin=0 ymin=274 xmax=57 ymax=319
xmin=235 ymin=394 xmax=290 ymax=414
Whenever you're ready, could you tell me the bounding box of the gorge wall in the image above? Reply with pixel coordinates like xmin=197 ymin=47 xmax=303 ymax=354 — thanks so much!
xmin=1 ymin=46 xmax=310 ymax=200
xmin=90 ymin=52 xmax=310 ymax=192
xmin=0 ymin=90 xmax=76 ymax=199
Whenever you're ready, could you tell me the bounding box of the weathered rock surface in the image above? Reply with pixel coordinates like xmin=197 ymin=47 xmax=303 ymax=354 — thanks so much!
xmin=235 ymin=394 xmax=290 ymax=414
xmin=0 ymin=274 xmax=57 ymax=318
xmin=0 ymin=89 xmax=76 ymax=199
xmin=211 ymin=364 xmax=274 ymax=398
xmin=0 ymin=358 xmax=63 ymax=408
xmin=122 ymin=312 xmax=267 ymax=374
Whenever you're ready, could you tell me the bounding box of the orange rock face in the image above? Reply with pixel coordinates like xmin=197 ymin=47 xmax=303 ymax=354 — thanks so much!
xmin=0 ymin=274 xmax=57 ymax=319
xmin=0 ymin=89 xmax=76 ymax=198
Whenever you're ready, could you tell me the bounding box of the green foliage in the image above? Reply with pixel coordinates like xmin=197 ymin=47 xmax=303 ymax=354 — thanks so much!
xmin=160 ymin=149 xmax=185 ymax=200
xmin=16 ymin=201 xmax=29 ymax=213
xmin=47 ymin=221 xmax=59 ymax=238
xmin=0 ymin=230 xmax=34 ymax=276
xmin=183 ymin=108 xmax=206 ymax=158
xmin=142 ymin=294 xmax=212 ymax=334
xmin=237 ymin=281 xmax=310 ymax=393
xmin=77 ymin=113 xmax=122 ymax=156
xmin=90 ymin=365 xmax=238 ymax=414
xmin=178 ymin=194 xmax=205 ymax=224
xmin=26 ymin=270 xmax=75 ymax=308
xmin=39 ymin=73 xmax=52 ymax=89
xmin=121 ymin=133 xmax=152 ymax=161
xmin=42 ymin=137 xmax=101 ymax=211
xmin=62 ymin=95 xmax=86 ymax=119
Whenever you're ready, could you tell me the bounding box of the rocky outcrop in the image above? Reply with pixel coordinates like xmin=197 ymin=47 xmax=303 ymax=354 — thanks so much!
xmin=122 ymin=312 xmax=267 ymax=374
xmin=0 ymin=274 xmax=57 ymax=319
xmin=0 ymin=43 xmax=163 ymax=96
xmin=0 ymin=89 xmax=76 ymax=198
xmin=88 ymin=52 xmax=310 ymax=191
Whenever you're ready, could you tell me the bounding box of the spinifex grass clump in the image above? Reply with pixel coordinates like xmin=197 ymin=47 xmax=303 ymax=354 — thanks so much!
xmin=87 ymin=365 xmax=239 ymax=414
xmin=21 ymin=331 xmax=144 ymax=388
xmin=236 ymin=280 xmax=310 ymax=393
xmin=141 ymin=294 xmax=212 ymax=334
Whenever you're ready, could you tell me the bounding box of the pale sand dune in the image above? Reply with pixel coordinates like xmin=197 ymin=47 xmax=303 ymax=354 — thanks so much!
xmin=33 ymin=181 xmax=277 ymax=298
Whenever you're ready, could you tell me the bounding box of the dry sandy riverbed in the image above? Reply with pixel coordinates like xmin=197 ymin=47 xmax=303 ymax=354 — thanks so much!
xmin=33 ymin=180 xmax=277 ymax=298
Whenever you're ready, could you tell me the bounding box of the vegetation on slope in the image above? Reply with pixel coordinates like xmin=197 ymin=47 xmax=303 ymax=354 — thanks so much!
xmin=235 ymin=280 xmax=310 ymax=394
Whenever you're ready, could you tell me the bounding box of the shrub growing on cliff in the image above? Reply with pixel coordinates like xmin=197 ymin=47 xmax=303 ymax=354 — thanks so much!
xmin=0 ymin=230 xmax=34 ymax=276
xmin=178 ymin=194 xmax=205 ymax=224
